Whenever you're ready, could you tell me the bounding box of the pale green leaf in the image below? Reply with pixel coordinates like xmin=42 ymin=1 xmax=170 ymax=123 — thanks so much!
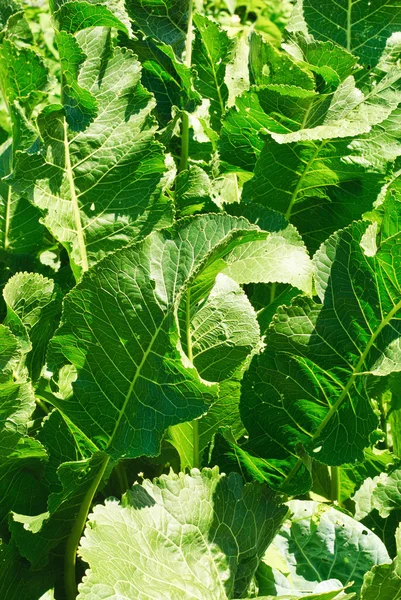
xmin=3 ymin=272 xmax=62 ymax=382
xmin=361 ymin=526 xmax=401 ymax=600
xmin=77 ymin=467 xmax=287 ymax=599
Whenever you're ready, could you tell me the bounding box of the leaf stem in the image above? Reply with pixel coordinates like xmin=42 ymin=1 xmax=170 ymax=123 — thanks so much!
xmin=347 ymin=0 xmax=353 ymax=52
xmin=179 ymin=0 xmax=194 ymax=173
xmin=64 ymin=455 xmax=110 ymax=600
xmin=115 ymin=462 xmax=129 ymax=495
xmin=186 ymin=288 xmax=200 ymax=468
xmin=330 ymin=466 xmax=340 ymax=504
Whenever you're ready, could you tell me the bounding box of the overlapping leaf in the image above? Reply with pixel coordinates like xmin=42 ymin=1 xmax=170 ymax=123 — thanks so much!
xmin=9 ymin=27 xmax=171 ymax=276
xmin=235 ymin=196 xmax=401 ymax=494
xmin=77 ymin=467 xmax=287 ymax=599
xmin=258 ymin=500 xmax=390 ymax=596
xmin=48 ymin=213 xmax=312 ymax=461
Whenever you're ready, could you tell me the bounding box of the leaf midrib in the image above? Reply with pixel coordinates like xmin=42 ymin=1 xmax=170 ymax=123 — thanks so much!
xmin=63 ymin=118 xmax=88 ymax=272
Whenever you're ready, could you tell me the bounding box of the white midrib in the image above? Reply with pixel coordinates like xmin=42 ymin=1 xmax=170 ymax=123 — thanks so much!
xmin=4 ymin=184 xmax=12 ymax=250
xmin=63 ymin=118 xmax=89 ymax=272
xmin=284 ymin=294 xmax=401 ymax=489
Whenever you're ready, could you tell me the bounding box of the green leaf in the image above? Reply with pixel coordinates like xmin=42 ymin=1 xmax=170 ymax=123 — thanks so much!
xmin=0 ymin=140 xmax=48 ymax=257
xmin=258 ymin=500 xmax=390 ymax=596
xmin=10 ymin=449 xmax=108 ymax=568
xmin=190 ymin=273 xmax=261 ymax=382
xmin=361 ymin=526 xmax=401 ymax=599
xmin=220 ymin=84 xmax=319 ymax=173
xmin=77 ymin=467 xmax=287 ymax=599
xmin=120 ymin=33 xmax=199 ymax=126
xmin=10 ymin=28 xmax=171 ymax=276
xmin=167 ymin=271 xmax=260 ymax=469
xmin=290 ymin=0 xmax=401 ymax=68
xmin=239 ymin=201 xmax=401 ymax=493
xmin=53 ymin=0 xmax=130 ymax=35
xmin=175 ymin=165 xmax=216 ymax=217
xmin=125 ymin=0 xmax=190 ymax=56
xmin=0 ymin=542 xmax=54 ymax=600
xmin=193 ymin=13 xmax=235 ymax=131
xmin=3 ymin=272 xmax=62 ymax=382
xmin=286 ymin=36 xmax=358 ymax=89
xmin=47 ymin=213 xmax=312 ymax=461
xmin=270 ymin=69 xmax=401 ymax=144
xmin=242 ymin=136 xmax=384 ymax=252
xmin=354 ymin=468 xmax=401 ymax=520
xmin=56 ymin=31 xmax=98 ymax=131
xmin=249 ymin=31 xmax=315 ymax=90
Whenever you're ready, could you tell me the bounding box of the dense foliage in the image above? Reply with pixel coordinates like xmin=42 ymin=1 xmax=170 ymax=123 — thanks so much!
xmin=1 ymin=0 xmax=401 ymax=598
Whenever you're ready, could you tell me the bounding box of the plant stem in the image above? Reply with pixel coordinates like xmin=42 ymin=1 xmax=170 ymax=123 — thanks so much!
xmin=330 ymin=466 xmax=340 ymax=504
xmin=179 ymin=0 xmax=194 ymax=173
xmin=64 ymin=455 xmax=110 ymax=600
xmin=186 ymin=288 xmax=200 ymax=468
xmin=115 ymin=462 xmax=129 ymax=495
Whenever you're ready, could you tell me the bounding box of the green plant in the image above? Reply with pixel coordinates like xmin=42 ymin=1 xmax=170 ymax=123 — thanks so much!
xmin=1 ymin=0 xmax=401 ymax=598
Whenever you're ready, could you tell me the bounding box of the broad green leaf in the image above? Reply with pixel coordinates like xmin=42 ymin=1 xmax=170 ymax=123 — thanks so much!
xmin=190 ymin=273 xmax=260 ymax=382
xmin=77 ymin=467 xmax=288 ymax=599
xmin=10 ymin=451 xmax=108 ymax=568
xmin=258 ymin=500 xmax=390 ymax=596
xmin=120 ymin=34 xmax=199 ymax=126
xmin=0 ymin=141 xmax=47 ymax=258
xmin=10 ymin=27 xmax=171 ymax=276
xmin=167 ymin=272 xmax=260 ymax=469
xmin=249 ymin=31 xmax=315 ymax=90
xmin=0 ymin=37 xmax=50 ymax=262
xmin=239 ymin=201 xmax=401 ymax=494
xmin=354 ymin=468 xmax=401 ymax=520
xmin=52 ymin=0 xmax=130 ymax=35
xmin=125 ymin=0 xmax=190 ymax=56
xmin=285 ymin=35 xmax=358 ymax=89
xmin=242 ymin=136 xmax=384 ymax=252
xmin=361 ymin=526 xmax=401 ymax=600
xmin=0 ymin=542 xmax=54 ymax=600
xmin=56 ymin=31 xmax=98 ymax=131
xmin=47 ymin=213 xmax=312 ymax=461
xmin=290 ymin=0 xmax=401 ymax=68
xmin=193 ymin=13 xmax=235 ymax=131
xmin=219 ymin=85 xmax=319 ymax=173
xmin=0 ymin=325 xmax=48 ymax=532
xmin=175 ymin=165 xmax=216 ymax=217
xmin=3 ymin=272 xmax=62 ymax=382
xmin=271 ymin=69 xmax=401 ymax=144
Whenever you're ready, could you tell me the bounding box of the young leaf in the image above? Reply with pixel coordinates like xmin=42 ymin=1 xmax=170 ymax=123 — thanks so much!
xmin=77 ymin=468 xmax=287 ymax=599
xmin=3 ymin=272 xmax=62 ymax=382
